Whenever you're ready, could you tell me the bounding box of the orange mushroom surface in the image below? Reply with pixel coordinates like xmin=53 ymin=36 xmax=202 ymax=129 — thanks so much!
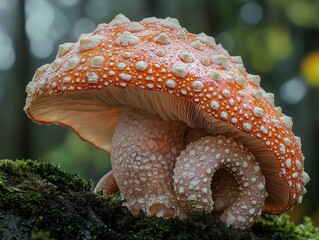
xmin=24 ymin=14 xmax=309 ymax=228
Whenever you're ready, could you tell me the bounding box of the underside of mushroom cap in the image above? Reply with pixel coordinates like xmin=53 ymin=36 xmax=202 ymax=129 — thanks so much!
xmin=24 ymin=14 xmax=308 ymax=215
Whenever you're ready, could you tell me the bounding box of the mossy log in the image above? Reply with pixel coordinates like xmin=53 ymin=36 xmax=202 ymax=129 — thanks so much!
xmin=0 ymin=159 xmax=318 ymax=240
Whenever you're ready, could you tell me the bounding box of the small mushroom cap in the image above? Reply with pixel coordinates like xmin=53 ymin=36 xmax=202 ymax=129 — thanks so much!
xmin=24 ymin=14 xmax=307 ymax=214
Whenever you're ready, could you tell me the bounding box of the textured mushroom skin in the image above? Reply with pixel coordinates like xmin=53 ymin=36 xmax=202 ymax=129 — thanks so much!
xmin=111 ymin=107 xmax=187 ymax=217
xmin=24 ymin=14 xmax=310 ymax=228
xmin=174 ymin=136 xmax=268 ymax=228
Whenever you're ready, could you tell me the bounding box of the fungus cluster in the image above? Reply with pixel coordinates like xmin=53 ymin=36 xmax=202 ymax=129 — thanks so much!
xmin=24 ymin=14 xmax=309 ymax=228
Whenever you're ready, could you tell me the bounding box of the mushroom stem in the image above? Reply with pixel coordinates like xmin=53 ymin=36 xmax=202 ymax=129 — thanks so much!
xmin=174 ymin=136 xmax=268 ymax=228
xmin=111 ymin=107 xmax=188 ymax=217
xmin=94 ymin=170 xmax=119 ymax=195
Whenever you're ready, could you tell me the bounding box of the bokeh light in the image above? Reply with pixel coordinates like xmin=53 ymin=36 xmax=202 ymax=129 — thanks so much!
xmin=25 ymin=0 xmax=56 ymax=58
xmin=85 ymin=0 xmax=110 ymax=21
xmin=280 ymin=76 xmax=308 ymax=104
xmin=25 ymin=0 xmax=55 ymax=40
xmin=240 ymin=2 xmax=263 ymax=25
xmin=30 ymin=37 xmax=54 ymax=59
xmin=0 ymin=29 xmax=16 ymax=70
xmin=73 ymin=18 xmax=96 ymax=39
xmin=0 ymin=0 xmax=17 ymax=10
xmin=301 ymin=51 xmax=319 ymax=87
xmin=56 ymin=0 xmax=80 ymax=7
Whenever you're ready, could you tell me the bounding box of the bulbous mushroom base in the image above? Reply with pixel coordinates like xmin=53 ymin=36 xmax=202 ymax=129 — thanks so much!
xmin=174 ymin=136 xmax=268 ymax=229
xmin=111 ymin=107 xmax=187 ymax=217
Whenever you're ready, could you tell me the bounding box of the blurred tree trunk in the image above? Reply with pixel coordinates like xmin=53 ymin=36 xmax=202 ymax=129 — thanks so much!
xmin=6 ymin=0 xmax=30 ymax=158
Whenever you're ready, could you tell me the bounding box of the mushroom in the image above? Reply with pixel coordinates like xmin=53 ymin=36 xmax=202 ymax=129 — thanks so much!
xmin=24 ymin=14 xmax=309 ymax=228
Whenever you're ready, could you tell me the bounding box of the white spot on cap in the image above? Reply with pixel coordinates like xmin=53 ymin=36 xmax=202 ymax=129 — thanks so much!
xmin=159 ymin=17 xmax=181 ymax=29
xmin=263 ymin=92 xmax=275 ymax=106
xmin=220 ymin=111 xmax=228 ymax=120
xmin=115 ymin=31 xmax=140 ymax=46
xmin=147 ymin=83 xmax=154 ymax=89
xmin=232 ymin=56 xmax=243 ymax=64
xmin=51 ymin=59 xmax=62 ymax=72
xmin=296 ymin=160 xmax=302 ymax=170
xmin=63 ymin=76 xmax=71 ymax=83
xmin=178 ymin=51 xmax=194 ymax=63
xmin=166 ymin=79 xmax=176 ymax=88
xmin=275 ymin=107 xmax=282 ymax=114
xmin=32 ymin=64 xmax=49 ymax=83
xmin=108 ymin=14 xmax=131 ymax=26
xmin=200 ymin=57 xmax=210 ymax=66
xmin=181 ymin=89 xmax=187 ymax=95
xmin=65 ymin=57 xmax=80 ymax=71
xmin=295 ymin=136 xmax=302 ymax=148
xmin=90 ymin=56 xmax=104 ymax=68
xmin=298 ymin=195 xmax=303 ymax=203
xmin=253 ymin=107 xmax=264 ymax=117
xmin=128 ymin=22 xmax=145 ymax=32
xmin=154 ymin=33 xmax=172 ymax=44
xmin=87 ymin=72 xmax=99 ymax=83
xmin=208 ymin=70 xmax=222 ymax=81
xmin=235 ymin=76 xmax=246 ymax=87
xmin=292 ymin=172 xmax=299 ymax=179
xmin=280 ymin=143 xmax=286 ymax=154
xmin=248 ymin=74 xmax=261 ymax=86
xmin=117 ymin=62 xmax=126 ymax=70
xmin=272 ymin=118 xmax=281 ymax=129
xmin=172 ymin=63 xmax=188 ymax=78
xmin=243 ymin=122 xmax=252 ymax=132
xmin=231 ymin=117 xmax=238 ymax=123
xmin=260 ymin=125 xmax=268 ymax=135
xmin=198 ymin=33 xmax=216 ymax=48
xmin=135 ymin=61 xmax=148 ymax=71
xmin=140 ymin=17 xmax=159 ymax=23
xmin=79 ymin=34 xmax=104 ymax=51
xmin=122 ymin=52 xmax=131 ymax=59
xmin=57 ymin=42 xmax=73 ymax=57
xmin=210 ymin=100 xmax=219 ymax=110
xmin=212 ymin=55 xmax=229 ymax=69
xmin=119 ymin=73 xmax=132 ymax=81
xmin=302 ymin=171 xmax=310 ymax=185
xmin=222 ymin=89 xmax=230 ymax=98
xmin=253 ymin=90 xmax=262 ymax=100
xmin=192 ymin=80 xmax=204 ymax=92
xmin=93 ymin=23 xmax=108 ymax=33
xmin=285 ymin=158 xmax=292 ymax=169
xmin=280 ymin=115 xmax=293 ymax=129
xmin=176 ymin=29 xmax=187 ymax=38
xmin=191 ymin=40 xmax=203 ymax=50
xmin=156 ymin=48 xmax=166 ymax=57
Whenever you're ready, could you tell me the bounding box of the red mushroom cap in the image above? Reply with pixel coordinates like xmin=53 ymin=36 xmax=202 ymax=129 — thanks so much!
xmin=24 ymin=14 xmax=308 ymax=214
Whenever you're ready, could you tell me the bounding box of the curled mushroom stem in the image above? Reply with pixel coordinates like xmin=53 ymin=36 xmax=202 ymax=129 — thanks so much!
xmin=111 ymin=107 xmax=188 ymax=217
xmin=174 ymin=135 xmax=268 ymax=228
xmin=94 ymin=170 xmax=119 ymax=195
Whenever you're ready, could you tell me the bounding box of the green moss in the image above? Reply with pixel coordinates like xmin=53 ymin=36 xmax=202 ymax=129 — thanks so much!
xmin=0 ymin=159 xmax=318 ymax=240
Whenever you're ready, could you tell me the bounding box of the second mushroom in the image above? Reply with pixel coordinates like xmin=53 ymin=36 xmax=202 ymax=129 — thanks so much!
xmin=24 ymin=14 xmax=309 ymax=229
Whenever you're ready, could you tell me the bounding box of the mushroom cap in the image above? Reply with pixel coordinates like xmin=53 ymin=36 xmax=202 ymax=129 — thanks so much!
xmin=24 ymin=14 xmax=307 ymax=214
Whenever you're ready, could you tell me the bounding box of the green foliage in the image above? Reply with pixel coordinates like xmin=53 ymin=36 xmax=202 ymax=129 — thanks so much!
xmin=0 ymin=159 xmax=318 ymax=240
